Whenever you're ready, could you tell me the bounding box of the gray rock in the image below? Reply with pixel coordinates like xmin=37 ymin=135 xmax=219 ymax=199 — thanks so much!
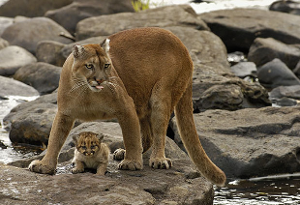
xmin=257 ymin=58 xmax=300 ymax=89
xmin=200 ymin=8 xmax=300 ymax=52
xmin=1 ymin=17 xmax=73 ymax=54
xmin=0 ymin=0 xmax=73 ymax=17
xmin=36 ymin=41 xmax=66 ymax=67
xmin=76 ymin=5 xmax=209 ymax=40
xmin=0 ymin=75 xmax=39 ymax=98
xmin=3 ymin=93 xmax=57 ymax=146
xmin=0 ymin=17 xmax=13 ymax=36
xmin=171 ymin=106 xmax=300 ymax=178
xmin=230 ymin=62 xmax=257 ymax=78
xmin=0 ymin=46 xmax=37 ymax=76
xmin=13 ymin=62 xmax=62 ymax=95
xmin=270 ymin=85 xmax=300 ymax=100
xmin=248 ymin=37 xmax=300 ymax=69
xmin=46 ymin=0 xmax=135 ymax=34
xmin=269 ymin=0 xmax=300 ymax=15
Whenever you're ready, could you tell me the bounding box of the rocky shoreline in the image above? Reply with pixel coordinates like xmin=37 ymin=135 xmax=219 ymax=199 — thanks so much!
xmin=1 ymin=0 xmax=300 ymax=204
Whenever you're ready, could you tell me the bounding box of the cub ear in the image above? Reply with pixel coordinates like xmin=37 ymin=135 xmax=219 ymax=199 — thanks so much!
xmin=100 ymin=38 xmax=110 ymax=54
xmin=72 ymin=45 xmax=84 ymax=59
xmin=97 ymin=133 xmax=104 ymax=142
xmin=72 ymin=135 xmax=79 ymax=145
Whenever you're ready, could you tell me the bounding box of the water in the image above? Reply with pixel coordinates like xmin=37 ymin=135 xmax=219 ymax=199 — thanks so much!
xmin=1 ymin=0 xmax=299 ymax=204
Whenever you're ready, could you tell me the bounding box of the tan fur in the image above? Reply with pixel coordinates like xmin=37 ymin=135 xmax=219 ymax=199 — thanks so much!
xmin=72 ymin=132 xmax=109 ymax=175
xmin=28 ymin=27 xmax=226 ymax=186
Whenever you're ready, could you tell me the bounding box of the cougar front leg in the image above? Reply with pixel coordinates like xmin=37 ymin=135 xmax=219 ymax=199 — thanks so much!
xmin=28 ymin=112 xmax=74 ymax=174
xmin=116 ymin=99 xmax=143 ymax=170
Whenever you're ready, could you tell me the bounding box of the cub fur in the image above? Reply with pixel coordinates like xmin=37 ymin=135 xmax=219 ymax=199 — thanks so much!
xmin=28 ymin=27 xmax=226 ymax=186
xmin=72 ymin=132 xmax=110 ymax=175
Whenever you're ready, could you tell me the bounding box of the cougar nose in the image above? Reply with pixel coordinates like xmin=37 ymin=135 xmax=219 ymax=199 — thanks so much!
xmin=95 ymin=77 xmax=104 ymax=84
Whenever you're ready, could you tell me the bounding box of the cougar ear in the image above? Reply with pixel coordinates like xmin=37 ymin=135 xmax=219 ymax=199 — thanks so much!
xmin=100 ymin=38 xmax=110 ymax=54
xmin=97 ymin=133 xmax=104 ymax=142
xmin=72 ymin=135 xmax=79 ymax=145
xmin=72 ymin=45 xmax=84 ymax=58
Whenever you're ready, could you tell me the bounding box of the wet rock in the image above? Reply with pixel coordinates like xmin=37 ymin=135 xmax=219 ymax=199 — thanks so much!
xmin=171 ymin=106 xmax=300 ymax=178
xmin=200 ymin=8 xmax=300 ymax=52
xmin=0 ymin=46 xmax=37 ymax=76
xmin=76 ymin=5 xmax=209 ymax=40
xmin=270 ymin=85 xmax=300 ymax=100
xmin=45 ymin=0 xmax=135 ymax=34
xmin=36 ymin=41 xmax=66 ymax=67
xmin=1 ymin=155 xmax=213 ymax=205
xmin=3 ymin=93 xmax=57 ymax=146
xmin=0 ymin=76 xmax=39 ymax=98
xmin=1 ymin=17 xmax=73 ymax=54
xmin=13 ymin=62 xmax=62 ymax=95
xmin=0 ymin=37 xmax=9 ymax=50
xmin=0 ymin=0 xmax=73 ymax=17
xmin=0 ymin=17 xmax=13 ymax=36
xmin=230 ymin=62 xmax=257 ymax=78
xmin=248 ymin=37 xmax=300 ymax=69
xmin=269 ymin=0 xmax=300 ymax=15
xmin=257 ymin=58 xmax=300 ymax=89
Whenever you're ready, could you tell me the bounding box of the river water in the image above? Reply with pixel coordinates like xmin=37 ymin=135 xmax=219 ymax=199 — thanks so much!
xmin=1 ymin=0 xmax=300 ymax=204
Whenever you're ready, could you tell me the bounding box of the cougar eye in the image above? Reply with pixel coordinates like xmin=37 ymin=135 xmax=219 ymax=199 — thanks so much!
xmin=104 ymin=63 xmax=110 ymax=69
xmin=81 ymin=146 xmax=87 ymax=149
xmin=85 ymin=64 xmax=94 ymax=70
xmin=91 ymin=145 xmax=95 ymax=149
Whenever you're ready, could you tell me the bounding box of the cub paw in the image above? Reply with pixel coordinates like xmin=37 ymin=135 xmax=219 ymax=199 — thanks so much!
xmin=118 ymin=159 xmax=143 ymax=171
xmin=28 ymin=160 xmax=56 ymax=175
xmin=113 ymin=148 xmax=126 ymax=161
xmin=149 ymin=157 xmax=172 ymax=169
xmin=71 ymin=167 xmax=84 ymax=174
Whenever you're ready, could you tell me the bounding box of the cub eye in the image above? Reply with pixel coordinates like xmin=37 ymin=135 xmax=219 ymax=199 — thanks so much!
xmin=81 ymin=146 xmax=87 ymax=149
xmin=104 ymin=63 xmax=110 ymax=69
xmin=90 ymin=145 xmax=95 ymax=149
xmin=85 ymin=64 xmax=94 ymax=70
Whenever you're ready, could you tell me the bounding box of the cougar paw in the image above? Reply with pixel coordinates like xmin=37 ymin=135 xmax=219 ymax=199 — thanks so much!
xmin=150 ymin=157 xmax=172 ymax=169
xmin=118 ymin=159 xmax=143 ymax=171
xmin=28 ymin=160 xmax=56 ymax=175
xmin=113 ymin=148 xmax=126 ymax=161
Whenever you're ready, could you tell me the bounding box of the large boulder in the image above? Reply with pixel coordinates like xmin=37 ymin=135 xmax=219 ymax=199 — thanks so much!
xmin=13 ymin=62 xmax=62 ymax=95
xmin=171 ymin=106 xmax=300 ymax=178
xmin=76 ymin=5 xmax=209 ymax=40
xmin=3 ymin=93 xmax=57 ymax=146
xmin=248 ymin=37 xmax=300 ymax=69
xmin=45 ymin=0 xmax=135 ymax=34
xmin=0 ymin=37 xmax=9 ymax=50
xmin=199 ymin=8 xmax=300 ymax=52
xmin=0 ymin=0 xmax=73 ymax=17
xmin=0 ymin=75 xmax=39 ymax=98
xmin=36 ymin=41 xmax=67 ymax=67
xmin=0 ymin=46 xmax=37 ymax=76
xmin=269 ymin=0 xmax=300 ymax=15
xmin=1 ymin=17 xmax=73 ymax=54
xmin=257 ymin=58 xmax=300 ymax=89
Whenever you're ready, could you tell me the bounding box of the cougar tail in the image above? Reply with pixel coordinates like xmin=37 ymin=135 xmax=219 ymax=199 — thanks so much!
xmin=174 ymin=80 xmax=226 ymax=187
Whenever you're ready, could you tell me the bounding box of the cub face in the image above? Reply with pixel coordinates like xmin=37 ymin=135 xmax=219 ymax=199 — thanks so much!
xmin=71 ymin=40 xmax=112 ymax=93
xmin=74 ymin=132 xmax=103 ymax=156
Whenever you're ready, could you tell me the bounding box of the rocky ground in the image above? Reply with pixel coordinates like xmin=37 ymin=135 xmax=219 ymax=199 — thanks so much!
xmin=1 ymin=0 xmax=300 ymax=204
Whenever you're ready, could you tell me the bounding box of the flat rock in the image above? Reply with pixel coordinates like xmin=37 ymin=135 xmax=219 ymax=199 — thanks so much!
xmin=13 ymin=62 xmax=62 ymax=95
xmin=76 ymin=5 xmax=209 ymax=40
xmin=248 ymin=37 xmax=300 ymax=69
xmin=257 ymin=58 xmax=300 ymax=89
xmin=1 ymin=155 xmax=213 ymax=205
xmin=0 ymin=46 xmax=37 ymax=76
xmin=0 ymin=0 xmax=73 ymax=17
xmin=200 ymin=8 xmax=300 ymax=52
xmin=45 ymin=0 xmax=135 ymax=34
xmin=171 ymin=106 xmax=300 ymax=178
xmin=1 ymin=17 xmax=73 ymax=54
xmin=0 ymin=75 xmax=39 ymax=98
xmin=230 ymin=62 xmax=257 ymax=78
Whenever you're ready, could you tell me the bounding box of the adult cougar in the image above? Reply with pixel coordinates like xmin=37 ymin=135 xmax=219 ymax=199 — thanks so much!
xmin=29 ymin=27 xmax=226 ymax=186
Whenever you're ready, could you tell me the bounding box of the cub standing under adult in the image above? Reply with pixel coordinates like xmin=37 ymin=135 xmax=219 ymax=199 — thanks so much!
xmin=28 ymin=27 xmax=226 ymax=186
